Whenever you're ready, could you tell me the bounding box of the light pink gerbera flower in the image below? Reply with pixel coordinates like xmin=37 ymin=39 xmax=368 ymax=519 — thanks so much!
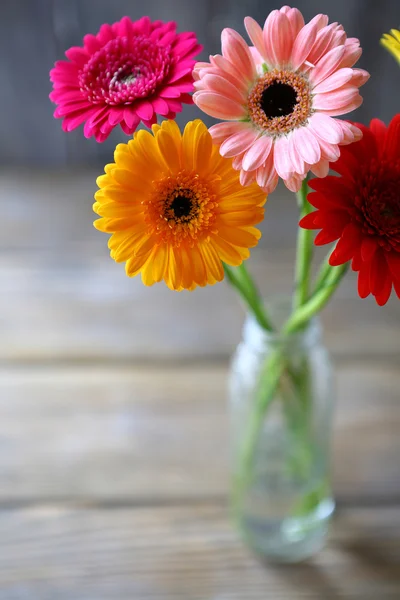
xmin=50 ymin=16 xmax=202 ymax=142
xmin=193 ymin=6 xmax=369 ymax=193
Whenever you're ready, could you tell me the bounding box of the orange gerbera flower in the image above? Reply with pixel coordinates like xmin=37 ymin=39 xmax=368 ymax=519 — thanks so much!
xmin=94 ymin=119 xmax=265 ymax=290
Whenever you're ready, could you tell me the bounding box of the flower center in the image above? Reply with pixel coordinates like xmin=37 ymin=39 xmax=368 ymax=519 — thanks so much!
xmin=248 ymin=70 xmax=312 ymax=136
xmin=355 ymin=158 xmax=400 ymax=250
xmin=260 ymin=82 xmax=298 ymax=118
xmin=78 ymin=36 xmax=172 ymax=105
xmin=169 ymin=195 xmax=193 ymax=220
xmin=144 ymin=170 xmax=219 ymax=247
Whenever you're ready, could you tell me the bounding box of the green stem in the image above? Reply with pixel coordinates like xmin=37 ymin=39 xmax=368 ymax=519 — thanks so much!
xmin=224 ymin=263 xmax=274 ymax=332
xmin=293 ymin=177 xmax=313 ymax=310
xmin=283 ymin=263 xmax=349 ymax=335
xmin=312 ymin=247 xmax=335 ymax=294
xmin=232 ymin=348 xmax=285 ymax=520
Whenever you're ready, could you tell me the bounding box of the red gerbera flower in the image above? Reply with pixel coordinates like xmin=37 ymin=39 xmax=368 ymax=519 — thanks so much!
xmin=300 ymin=114 xmax=400 ymax=306
xmin=50 ymin=16 xmax=202 ymax=142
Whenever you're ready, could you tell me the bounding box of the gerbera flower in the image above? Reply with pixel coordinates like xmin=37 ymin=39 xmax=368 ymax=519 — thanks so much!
xmin=299 ymin=115 xmax=400 ymax=306
xmin=93 ymin=119 xmax=265 ymax=290
xmin=381 ymin=28 xmax=400 ymax=65
xmin=50 ymin=16 xmax=202 ymax=142
xmin=193 ymin=6 xmax=369 ymax=193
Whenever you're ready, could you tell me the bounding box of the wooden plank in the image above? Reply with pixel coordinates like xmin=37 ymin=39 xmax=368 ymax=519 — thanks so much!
xmin=1 ymin=169 xmax=399 ymax=361
xmin=0 ymin=504 xmax=398 ymax=599
xmin=0 ymin=364 xmax=398 ymax=503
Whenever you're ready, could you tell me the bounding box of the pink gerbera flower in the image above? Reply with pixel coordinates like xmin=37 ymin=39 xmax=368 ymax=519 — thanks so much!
xmin=193 ymin=6 xmax=369 ymax=193
xmin=50 ymin=16 xmax=202 ymax=142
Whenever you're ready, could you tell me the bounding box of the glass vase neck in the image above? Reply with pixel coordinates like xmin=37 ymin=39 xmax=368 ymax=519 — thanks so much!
xmin=243 ymin=297 xmax=321 ymax=354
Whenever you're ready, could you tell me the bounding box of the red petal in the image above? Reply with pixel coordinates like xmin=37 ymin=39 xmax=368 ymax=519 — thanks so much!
xmin=369 ymin=250 xmax=388 ymax=296
xmin=332 ymin=146 xmax=360 ymax=181
xmin=361 ymin=237 xmax=378 ymax=262
xmin=369 ymin=118 xmax=387 ymax=156
xmin=357 ymin=263 xmax=371 ymax=298
xmin=394 ymin=278 xmax=400 ymax=299
xmin=374 ymin=272 xmax=392 ymax=306
xmin=352 ymin=249 xmax=362 ymax=271
xmin=308 ymin=177 xmax=353 ymax=209
xmin=299 ymin=212 xmax=320 ymax=229
xmin=384 ymin=114 xmax=400 ymax=159
xmin=328 ymin=222 xmax=361 ymax=265
xmin=385 ymin=251 xmax=400 ymax=281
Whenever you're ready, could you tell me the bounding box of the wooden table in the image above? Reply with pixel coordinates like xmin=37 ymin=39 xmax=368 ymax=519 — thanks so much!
xmin=0 ymin=169 xmax=399 ymax=599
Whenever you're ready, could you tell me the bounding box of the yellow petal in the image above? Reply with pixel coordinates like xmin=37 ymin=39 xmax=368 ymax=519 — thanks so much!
xmin=152 ymin=244 xmax=169 ymax=282
xmin=199 ymin=241 xmax=224 ymax=283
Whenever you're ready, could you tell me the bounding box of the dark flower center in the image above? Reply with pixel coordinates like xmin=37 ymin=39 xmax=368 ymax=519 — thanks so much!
xmin=260 ymin=82 xmax=298 ymax=118
xmin=248 ymin=71 xmax=311 ymax=135
xmin=170 ymin=195 xmax=193 ymax=219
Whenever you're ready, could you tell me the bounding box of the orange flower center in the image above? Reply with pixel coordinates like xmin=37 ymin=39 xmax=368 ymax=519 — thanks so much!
xmin=144 ymin=170 xmax=219 ymax=247
xmin=248 ymin=70 xmax=312 ymax=136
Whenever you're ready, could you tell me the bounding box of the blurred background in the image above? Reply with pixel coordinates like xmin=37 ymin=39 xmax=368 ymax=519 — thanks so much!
xmin=0 ymin=1 xmax=399 ymax=598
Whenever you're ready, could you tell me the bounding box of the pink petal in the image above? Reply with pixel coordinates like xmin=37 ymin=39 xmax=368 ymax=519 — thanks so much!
xmin=308 ymin=14 xmax=329 ymax=32
xmin=193 ymin=91 xmax=245 ymax=120
xmin=308 ymin=113 xmax=344 ymax=144
xmin=291 ymin=19 xmax=319 ymax=71
xmin=307 ymin=24 xmax=336 ymax=65
xmin=288 ymin=132 xmax=305 ymax=174
xmin=263 ymin=11 xmax=293 ymax=67
xmin=293 ymin=127 xmax=321 ymax=165
xmin=64 ymin=46 xmax=89 ymax=66
xmin=249 ymin=46 xmax=264 ymax=66
xmin=284 ymin=172 xmax=305 ymax=192
xmin=274 ymin=135 xmax=293 ymax=178
xmin=242 ymin=135 xmax=273 ymax=171
xmin=232 ymin=154 xmax=245 ymax=170
xmin=313 ymin=67 xmax=354 ymax=93
xmin=159 ymin=86 xmax=182 ymax=98
xmin=313 ymin=85 xmax=359 ymax=111
xmin=151 ymin=97 xmax=170 ymax=116
xmin=349 ymin=68 xmax=370 ymax=87
xmin=240 ymin=169 xmax=256 ymax=186
xmin=108 ymin=107 xmax=124 ymax=126
xmin=338 ymin=41 xmax=362 ymax=68
xmin=123 ymin=108 xmax=141 ymax=129
xmin=335 ymin=120 xmax=361 ymax=144
xmin=317 ymin=138 xmax=341 ymax=161
xmin=280 ymin=7 xmax=305 ymax=39
xmin=83 ymin=33 xmax=101 ymax=54
xmin=256 ymin=152 xmax=279 ymax=193
xmin=310 ymin=159 xmax=329 ymax=178
xmin=244 ymin=17 xmax=266 ymax=62
xmin=219 ymin=128 xmax=260 ymax=158
xmin=62 ymin=109 xmax=94 ymax=132
xmin=316 ymin=94 xmax=362 ymax=117
xmin=54 ymin=101 xmax=91 ymax=117
xmin=135 ymin=100 xmax=154 ymax=121
xmin=209 ymin=121 xmax=253 ymax=145
xmin=199 ymin=74 xmax=246 ymax=104
xmin=167 ymin=63 xmax=195 ymax=84
xmin=197 ymin=64 xmax=249 ymax=95
xmin=309 ymin=46 xmax=345 ymax=86
xmin=221 ymin=28 xmax=256 ymax=82
xmin=97 ymin=23 xmax=114 ymax=44
xmin=209 ymin=55 xmax=250 ymax=94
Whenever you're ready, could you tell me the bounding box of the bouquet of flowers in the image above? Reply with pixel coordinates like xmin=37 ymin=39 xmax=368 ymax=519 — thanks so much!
xmin=50 ymin=8 xmax=399 ymax=562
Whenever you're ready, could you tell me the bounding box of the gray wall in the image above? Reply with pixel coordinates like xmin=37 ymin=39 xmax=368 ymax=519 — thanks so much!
xmin=1 ymin=0 xmax=399 ymax=166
